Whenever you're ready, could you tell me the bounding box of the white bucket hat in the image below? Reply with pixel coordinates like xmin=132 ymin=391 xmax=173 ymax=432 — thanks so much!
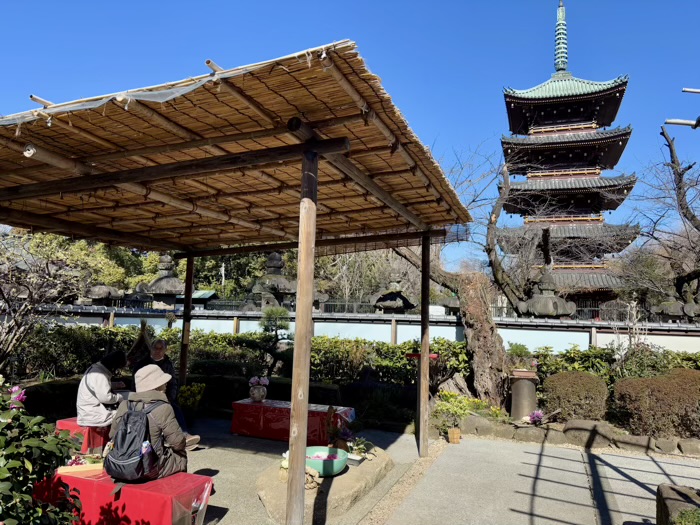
xmin=135 ymin=364 xmax=172 ymax=393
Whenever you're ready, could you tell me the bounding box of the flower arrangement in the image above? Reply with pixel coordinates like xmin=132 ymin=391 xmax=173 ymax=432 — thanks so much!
xmin=249 ymin=376 xmax=270 ymax=387
xmin=529 ymin=409 xmax=544 ymax=426
xmin=177 ymin=383 xmax=206 ymax=411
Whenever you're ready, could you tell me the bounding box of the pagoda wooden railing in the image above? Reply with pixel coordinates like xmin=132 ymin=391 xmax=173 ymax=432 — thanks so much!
xmin=525 ymin=214 xmax=604 ymax=224
xmin=527 ymin=167 xmax=601 ymax=178
xmin=529 ymin=121 xmax=598 ymax=134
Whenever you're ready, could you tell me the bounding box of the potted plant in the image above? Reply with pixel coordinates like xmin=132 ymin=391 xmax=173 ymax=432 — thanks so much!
xmin=248 ymin=376 xmax=269 ymax=402
xmin=431 ymin=392 xmax=470 ymax=444
xmin=177 ymin=383 xmax=206 ymax=426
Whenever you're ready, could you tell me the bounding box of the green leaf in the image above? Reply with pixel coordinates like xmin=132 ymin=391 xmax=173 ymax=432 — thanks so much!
xmin=0 ymin=480 xmax=11 ymax=493
xmin=5 ymin=460 xmax=21 ymax=469
xmin=0 ymin=467 xmax=10 ymax=479
xmin=24 ymin=458 xmax=32 ymax=473
xmin=4 ymin=519 xmax=19 ymax=525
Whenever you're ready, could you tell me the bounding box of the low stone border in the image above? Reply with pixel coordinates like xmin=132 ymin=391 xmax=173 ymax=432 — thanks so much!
xmin=657 ymin=483 xmax=700 ymax=525
xmin=443 ymin=415 xmax=700 ymax=457
xmin=256 ymin=447 xmax=394 ymax=525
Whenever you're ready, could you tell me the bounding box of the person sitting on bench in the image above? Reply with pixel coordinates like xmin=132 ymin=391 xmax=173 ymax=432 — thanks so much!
xmin=110 ymin=364 xmax=188 ymax=479
xmin=77 ymin=350 xmax=127 ymax=428
xmin=132 ymin=339 xmax=200 ymax=450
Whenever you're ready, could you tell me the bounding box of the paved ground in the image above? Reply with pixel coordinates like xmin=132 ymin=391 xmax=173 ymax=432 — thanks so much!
xmin=188 ymin=420 xmax=700 ymax=525
xmin=386 ymin=436 xmax=700 ymax=525
xmin=187 ymin=419 xmax=420 ymax=525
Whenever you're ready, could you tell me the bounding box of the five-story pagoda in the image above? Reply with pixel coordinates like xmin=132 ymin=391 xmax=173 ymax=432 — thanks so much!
xmin=499 ymin=0 xmax=639 ymax=314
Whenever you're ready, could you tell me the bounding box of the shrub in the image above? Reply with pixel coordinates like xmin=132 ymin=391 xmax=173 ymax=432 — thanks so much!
xmin=543 ymin=371 xmax=608 ymax=421
xmin=614 ymin=369 xmax=700 ymax=438
xmin=675 ymin=508 xmax=700 ymax=525
xmin=432 ymin=392 xmax=471 ymax=434
xmin=0 ymin=375 xmax=81 ymax=524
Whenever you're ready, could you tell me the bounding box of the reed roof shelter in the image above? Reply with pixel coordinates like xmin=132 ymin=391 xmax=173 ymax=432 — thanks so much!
xmin=0 ymin=40 xmax=471 ymax=524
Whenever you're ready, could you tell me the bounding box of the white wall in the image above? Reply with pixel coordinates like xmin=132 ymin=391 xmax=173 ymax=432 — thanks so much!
xmin=597 ymin=332 xmax=700 ymax=353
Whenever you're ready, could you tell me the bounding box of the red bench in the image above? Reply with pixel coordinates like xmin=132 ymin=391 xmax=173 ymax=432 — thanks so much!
xmin=55 ymin=417 xmax=110 ymax=454
xmin=35 ymin=470 xmax=213 ymax=525
xmin=231 ymin=399 xmax=356 ymax=444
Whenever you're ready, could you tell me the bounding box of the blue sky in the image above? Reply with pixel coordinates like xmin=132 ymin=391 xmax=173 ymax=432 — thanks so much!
xmin=1 ymin=1 xmax=698 ymax=266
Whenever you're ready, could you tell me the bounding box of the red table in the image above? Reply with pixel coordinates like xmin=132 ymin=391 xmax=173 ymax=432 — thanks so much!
xmin=230 ymin=399 xmax=356 ymax=445
xmin=35 ymin=470 xmax=213 ymax=525
xmin=56 ymin=417 xmax=110 ymax=454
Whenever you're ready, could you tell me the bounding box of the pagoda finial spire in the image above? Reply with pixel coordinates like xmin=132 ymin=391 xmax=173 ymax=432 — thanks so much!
xmin=554 ymin=0 xmax=568 ymax=72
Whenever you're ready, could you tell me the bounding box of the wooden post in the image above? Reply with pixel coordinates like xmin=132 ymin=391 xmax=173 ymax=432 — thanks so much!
xmin=418 ymin=234 xmax=430 ymax=457
xmin=108 ymin=311 xmax=115 ymax=328
xmin=391 ymin=318 xmax=398 ymax=345
xmin=286 ymin=150 xmax=318 ymax=525
xmin=233 ymin=316 xmax=240 ymax=335
xmin=179 ymin=255 xmax=194 ymax=387
xmin=590 ymin=326 xmax=597 ymax=348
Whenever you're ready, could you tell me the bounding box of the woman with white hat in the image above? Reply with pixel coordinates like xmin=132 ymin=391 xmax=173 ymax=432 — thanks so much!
xmin=110 ymin=364 xmax=187 ymax=478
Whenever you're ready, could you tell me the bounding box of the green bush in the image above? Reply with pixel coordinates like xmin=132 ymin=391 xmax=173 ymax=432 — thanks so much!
xmin=614 ymin=369 xmax=700 ymax=438
xmin=543 ymin=371 xmax=608 ymax=421
xmin=675 ymin=508 xmax=700 ymax=525
xmin=0 ymin=375 xmax=80 ymax=524
xmin=19 ymin=324 xmax=143 ymax=379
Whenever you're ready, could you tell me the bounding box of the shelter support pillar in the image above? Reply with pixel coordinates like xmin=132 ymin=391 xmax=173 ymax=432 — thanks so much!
xmin=391 ymin=318 xmax=398 ymax=345
xmin=590 ymin=326 xmax=597 ymax=347
xmin=179 ymin=255 xmax=194 ymax=387
xmin=418 ymin=234 xmax=430 ymax=457
xmin=286 ymin=150 xmax=318 ymax=525
xmin=233 ymin=316 xmax=240 ymax=335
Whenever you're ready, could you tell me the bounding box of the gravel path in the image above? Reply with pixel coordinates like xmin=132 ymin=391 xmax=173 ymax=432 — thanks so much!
xmin=358 ymin=438 xmax=447 ymax=525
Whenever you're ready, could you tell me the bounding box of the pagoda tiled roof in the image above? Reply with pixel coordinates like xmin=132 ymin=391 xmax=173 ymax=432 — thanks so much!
xmin=500 ymin=223 xmax=639 ymax=240
xmin=502 ymin=126 xmax=632 ymax=148
xmin=509 ymin=174 xmax=637 ymax=193
xmin=504 ymin=72 xmax=629 ymax=101
xmin=551 ymin=270 xmax=624 ymax=291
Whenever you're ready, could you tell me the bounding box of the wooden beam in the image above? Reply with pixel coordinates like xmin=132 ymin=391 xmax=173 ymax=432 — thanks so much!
xmin=114 ymin=97 xmax=228 ymax=157
xmin=206 ymin=59 xmax=279 ymax=125
xmin=12 ymin=141 xmax=304 ymax=240
xmin=174 ymin=229 xmax=447 ymax=258
xmin=0 ymin=138 xmax=350 ymax=202
xmin=0 ymin=205 xmax=187 ymax=251
xmin=318 ymin=53 xmax=462 ymax=221
xmin=418 ymin=233 xmax=431 ymax=458
xmin=179 ymin=255 xmax=194 ymax=387
xmin=287 ymin=118 xmax=428 ymax=230
xmin=286 ymin=150 xmax=318 ymax=525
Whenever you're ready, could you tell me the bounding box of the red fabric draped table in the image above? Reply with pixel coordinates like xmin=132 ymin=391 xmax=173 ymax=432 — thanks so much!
xmin=230 ymin=399 xmax=356 ymax=445
xmin=56 ymin=417 xmax=110 ymax=454
xmin=35 ymin=470 xmax=213 ymax=525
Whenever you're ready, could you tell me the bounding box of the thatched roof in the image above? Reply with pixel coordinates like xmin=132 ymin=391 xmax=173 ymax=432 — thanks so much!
xmin=0 ymin=40 xmax=470 ymax=255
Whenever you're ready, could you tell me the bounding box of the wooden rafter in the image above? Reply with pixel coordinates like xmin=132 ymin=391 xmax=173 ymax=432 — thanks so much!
xmin=0 ymin=138 xmax=350 ymax=202
xmin=288 ymin=118 xmax=428 ymax=230
xmin=0 ymin=205 xmax=185 ymax=251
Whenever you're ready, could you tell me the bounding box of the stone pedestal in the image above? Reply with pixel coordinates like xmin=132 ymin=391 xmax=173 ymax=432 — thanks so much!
xmin=510 ymin=371 xmax=538 ymax=421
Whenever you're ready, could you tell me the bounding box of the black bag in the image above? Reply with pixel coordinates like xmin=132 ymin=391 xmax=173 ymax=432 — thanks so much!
xmin=104 ymin=400 xmax=164 ymax=482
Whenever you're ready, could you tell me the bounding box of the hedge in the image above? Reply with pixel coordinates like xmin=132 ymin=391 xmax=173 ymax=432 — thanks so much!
xmin=614 ymin=369 xmax=700 ymax=438
xmin=543 ymin=371 xmax=608 ymax=421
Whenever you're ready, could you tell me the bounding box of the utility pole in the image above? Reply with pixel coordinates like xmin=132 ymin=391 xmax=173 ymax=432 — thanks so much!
xmin=665 ymin=88 xmax=700 ymax=129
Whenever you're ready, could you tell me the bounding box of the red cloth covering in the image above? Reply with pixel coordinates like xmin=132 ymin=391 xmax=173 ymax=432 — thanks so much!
xmin=230 ymin=399 xmax=356 ymax=445
xmin=35 ymin=471 xmax=213 ymax=525
xmin=56 ymin=417 xmax=110 ymax=453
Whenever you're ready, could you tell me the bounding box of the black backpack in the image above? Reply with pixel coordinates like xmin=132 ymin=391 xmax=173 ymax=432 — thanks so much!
xmin=104 ymin=400 xmax=164 ymax=482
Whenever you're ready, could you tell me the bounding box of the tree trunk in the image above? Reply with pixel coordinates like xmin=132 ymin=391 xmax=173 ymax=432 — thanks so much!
xmin=393 ymin=247 xmax=507 ymax=405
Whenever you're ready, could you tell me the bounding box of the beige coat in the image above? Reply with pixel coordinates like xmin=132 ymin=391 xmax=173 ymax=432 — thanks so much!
xmin=110 ymin=390 xmax=187 ymax=478
xmin=76 ymin=362 xmax=123 ymax=427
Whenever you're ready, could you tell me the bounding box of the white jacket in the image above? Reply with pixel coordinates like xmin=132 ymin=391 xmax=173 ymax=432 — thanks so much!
xmin=76 ymin=362 xmax=123 ymax=427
